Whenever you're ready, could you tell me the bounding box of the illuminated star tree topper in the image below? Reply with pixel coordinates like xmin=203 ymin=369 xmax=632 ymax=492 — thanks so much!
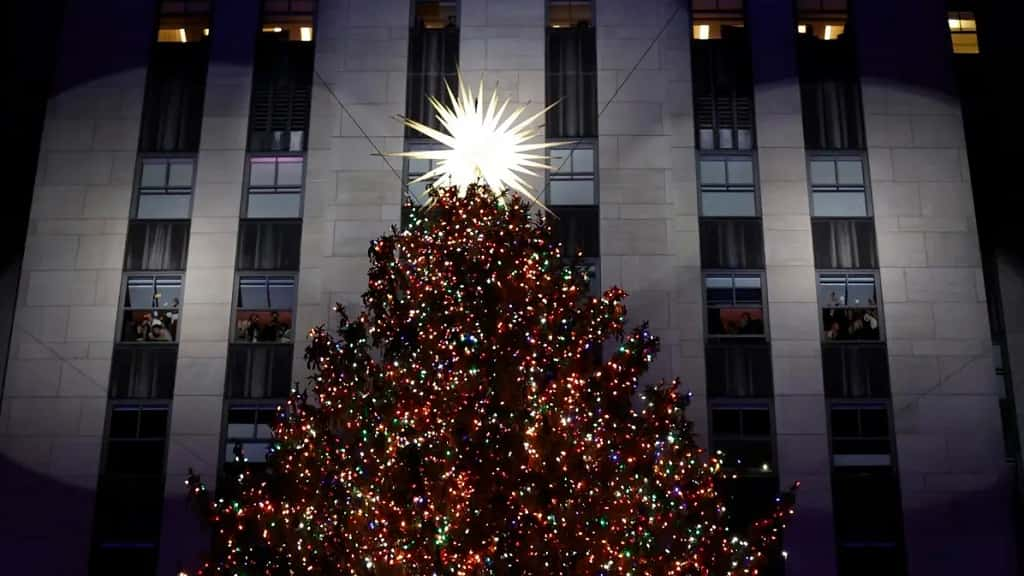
xmin=392 ymin=74 xmax=562 ymax=206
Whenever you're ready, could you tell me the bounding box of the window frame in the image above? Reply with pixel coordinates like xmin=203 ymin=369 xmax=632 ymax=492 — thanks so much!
xmin=232 ymin=272 xmax=298 ymax=344
xmin=132 ymin=154 xmax=197 ymax=220
xmin=243 ymin=153 xmax=307 ymax=219
xmin=546 ymin=141 xmax=598 ymax=207
xmin=827 ymin=400 xmax=895 ymax=467
xmin=817 ymin=270 xmax=884 ymax=343
xmin=708 ymin=398 xmax=777 ymax=474
xmin=703 ymin=270 xmax=768 ymax=339
xmin=545 ymin=2 xmax=598 ymax=138
xmin=118 ymin=272 xmax=185 ymax=344
xmin=807 ymin=153 xmax=872 ymax=218
xmin=222 ymin=402 xmax=279 ymax=467
xmin=697 ymin=152 xmax=760 ymax=218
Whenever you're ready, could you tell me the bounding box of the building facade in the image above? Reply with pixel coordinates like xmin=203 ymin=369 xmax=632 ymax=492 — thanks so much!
xmin=0 ymin=0 xmax=1018 ymax=575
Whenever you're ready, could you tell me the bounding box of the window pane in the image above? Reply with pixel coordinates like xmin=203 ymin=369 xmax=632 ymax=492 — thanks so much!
xmin=250 ymin=159 xmax=277 ymax=186
xmin=136 ymin=194 xmax=192 ymax=219
xmin=549 ymin=180 xmax=595 ymax=205
xmin=247 ymin=193 xmax=302 ymax=218
xmin=276 ymin=158 xmax=303 ymax=186
xmin=167 ymin=162 xmax=194 ymax=187
xmin=140 ymin=162 xmax=167 ymax=188
xmin=571 ymin=148 xmax=594 ymax=173
xmin=154 ymin=278 xmax=182 ymax=308
xmin=726 ymin=158 xmax=754 ymax=185
xmin=830 ymin=407 xmax=859 ymax=436
xmin=813 ymin=192 xmax=867 ymax=217
xmin=705 ymin=275 xmax=733 ymax=306
xmin=109 ymin=409 xmax=138 ymax=438
xmin=408 ymin=181 xmax=430 ymax=205
xmin=701 ymin=191 xmax=756 ymax=217
xmin=733 ymin=275 xmax=762 ymax=305
xmin=819 ymin=275 xmax=847 ymax=307
xmin=550 ymin=149 xmax=570 ymax=173
xmin=742 ymin=409 xmax=771 ymax=436
xmin=700 ymin=159 xmax=727 ymax=185
xmin=712 ymin=408 xmax=742 ymax=435
xmin=138 ymin=409 xmax=169 ymax=438
xmin=408 ymin=157 xmax=433 ymax=175
xmin=126 ymin=278 xmax=156 ymax=309
xmin=809 ymin=160 xmax=836 ymax=186
xmin=836 ymin=160 xmax=864 ymax=186
xmin=847 ymin=275 xmax=876 ymax=307
xmin=238 ymin=278 xmax=270 ymax=309
xmin=267 ymin=277 xmax=295 ymax=310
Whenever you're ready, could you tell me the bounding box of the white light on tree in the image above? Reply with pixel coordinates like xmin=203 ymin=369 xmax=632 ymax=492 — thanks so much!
xmin=393 ymin=74 xmax=562 ymax=207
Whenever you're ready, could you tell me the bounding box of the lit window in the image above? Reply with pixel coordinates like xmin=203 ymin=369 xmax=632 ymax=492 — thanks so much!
xmin=547 ymin=1 xmax=597 ymax=138
xmin=261 ymin=0 xmax=316 ymax=42
xmin=819 ymin=273 xmax=881 ymax=342
xmin=948 ymin=11 xmax=979 ymax=54
xmin=809 ymin=156 xmax=868 ymax=217
xmin=408 ymin=2 xmax=459 ymax=133
xmin=121 ymin=275 xmax=182 ymax=343
xmin=235 ymin=275 xmax=296 ymax=343
xmin=246 ymin=157 xmax=304 ymax=218
xmin=699 ymin=156 xmax=756 ymax=216
xmin=156 ymin=0 xmax=210 ymax=43
xmin=705 ymin=273 xmax=765 ymax=337
xmin=414 ymin=0 xmax=457 ymax=29
xmin=136 ymin=158 xmax=194 ymax=219
xmin=796 ymin=0 xmax=847 ymax=41
xmin=691 ymin=0 xmax=744 ymax=40
xmin=548 ymin=0 xmax=592 ymax=28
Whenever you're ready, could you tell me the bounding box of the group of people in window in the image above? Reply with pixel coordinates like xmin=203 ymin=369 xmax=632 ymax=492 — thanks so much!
xmin=709 ymin=308 xmax=765 ymax=336
xmin=823 ymin=302 xmax=880 ymax=341
xmin=236 ymin=311 xmax=293 ymax=343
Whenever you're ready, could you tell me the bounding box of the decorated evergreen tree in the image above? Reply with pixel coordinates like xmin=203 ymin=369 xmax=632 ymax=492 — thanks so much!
xmin=185 ymin=79 xmax=795 ymax=575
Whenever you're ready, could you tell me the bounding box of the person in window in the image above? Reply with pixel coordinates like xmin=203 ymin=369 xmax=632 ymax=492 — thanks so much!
xmin=825 ymin=319 xmax=841 ymax=341
xmin=148 ymin=319 xmax=172 ymax=342
xmin=245 ymin=314 xmax=263 ymax=342
xmin=133 ymin=313 xmax=153 ymax=341
xmin=263 ymin=310 xmax=285 ymax=342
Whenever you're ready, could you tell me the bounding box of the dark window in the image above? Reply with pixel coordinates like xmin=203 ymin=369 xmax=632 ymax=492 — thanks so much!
xmin=797 ymin=2 xmax=865 ymax=150
xmin=706 ymin=341 xmax=772 ymax=397
xmin=717 ymin=473 xmax=780 ymax=531
xmin=706 ymin=273 xmax=764 ymax=337
xmin=812 ymin=218 xmax=876 ymax=268
xmin=809 ymin=156 xmax=868 ymax=217
xmin=832 ymin=466 xmax=906 ymax=575
xmin=125 ymin=220 xmax=190 ymax=271
xmin=249 ymin=36 xmax=314 ymax=152
xmin=140 ymin=44 xmax=208 ymax=153
xmin=546 ymin=1 xmax=596 ymax=138
xmin=823 ymin=343 xmax=890 ymax=398
xmin=819 ymin=273 xmax=880 ymax=342
xmin=691 ymin=2 xmax=753 ymax=150
xmin=156 ymin=0 xmax=210 ymax=43
xmin=121 ymin=275 xmax=182 ymax=342
xmin=699 ymin=156 xmax=756 ymax=217
xmin=700 ymin=219 xmax=764 ymax=269
xmin=135 ymin=158 xmax=195 ymax=219
xmin=110 ymin=346 xmax=177 ymax=399
xmin=237 ymin=220 xmax=302 ymax=270
xmin=235 ymin=275 xmax=295 ymax=343
xmin=261 ymin=0 xmax=316 ymax=42
xmin=710 ymin=402 xmax=774 ymax=473
xmin=245 ymin=156 xmax=304 ymax=218
xmin=227 ymin=343 xmax=293 ymax=398
xmin=830 ymin=402 xmax=892 ymax=466
xmin=225 ymin=405 xmax=277 ymax=464
xmin=407 ymin=1 xmax=459 ymax=134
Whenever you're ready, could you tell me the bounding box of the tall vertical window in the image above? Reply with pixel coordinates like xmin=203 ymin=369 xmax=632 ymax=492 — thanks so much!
xmin=407 ymin=1 xmax=459 ymax=133
xmin=808 ymin=156 xmax=868 ymax=217
xmin=249 ymin=1 xmax=317 ymax=152
xmin=547 ymin=146 xmax=599 ymax=292
xmin=948 ymin=11 xmax=979 ymax=54
xmin=797 ymin=0 xmax=865 ymax=150
xmin=143 ymin=1 xmax=210 ymax=152
xmin=818 ymin=273 xmax=881 ymax=342
xmin=120 ymin=275 xmax=183 ymax=343
xmin=691 ymin=0 xmax=753 ymax=150
xmin=245 ymin=156 xmax=305 ymax=218
xmin=699 ymin=156 xmax=757 ymax=217
xmin=546 ymin=0 xmax=597 ymax=138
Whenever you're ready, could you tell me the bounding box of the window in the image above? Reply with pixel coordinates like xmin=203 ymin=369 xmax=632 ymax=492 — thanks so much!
xmin=823 ymin=343 xmax=890 ymax=398
xmin=830 ymin=402 xmax=892 ymax=466
xmin=141 ymin=40 xmax=208 ymax=153
xmin=237 ymin=220 xmax=302 ymax=270
xmin=125 ymin=221 xmax=190 ymax=271
xmin=948 ymin=11 xmax=979 ymax=54
xmin=235 ymin=275 xmax=295 ymax=343
xmin=717 ymin=474 xmax=781 ymax=533
xmin=156 ymin=0 xmax=210 ymax=43
xmin=819 ymin=273 xmax=880 ymax=341
xmin=227 ymin=344 xmax=294 ymax=398
xmin=700 ymin=219 xmax=764 ymax=269
xmin=403 ymin=144 xmax=445 ymax=207
xmin=549 ymin=147 xmax=596 ymax=205
xmin=245 ymin=156 xmax=304 ymax=218
xmin=710 ymin=402 xmax=774 ymax=473
xmin=261 ymin=0 xmax=316 ymax=42
xmin=691 ymin=1 xmax=753 ymax=150
xmin=547 ymin=146 xmax=599 ymax=291
xmin=91 ymin=406 xmax=169 ymax=574
xmin=699 ymin=156 xmax=756 ymax=217
xmin=407 ymin=1 xmax=459 ymax=133
xmin=546 ymin=1 xmax=597 ymax=138
xmin=706 ymin=341 xmax=773 ymax=397
xmin=812 ymin=218 xmax=877 ymax=268
xmin=110 ymin=346 xmax=177 ymax=399
xmin=705 ymin=273 xmax=765 ymax=336
xmin=797 ymin=1 xmax=864 ymax=150
xmin=121 ymin=275 xmax=182 ymax=342
xmin=809 ymin=156 xmax=868 ymax=217
xmin=225 ymin=405 xmax=277 ymax=464
xmin=135 ymin=158 xmax=194 ymax=219
xmin=249 ymin=32 xmax=314 ymax=152
xmin=832 ymin=467 xmax=906 ymax=576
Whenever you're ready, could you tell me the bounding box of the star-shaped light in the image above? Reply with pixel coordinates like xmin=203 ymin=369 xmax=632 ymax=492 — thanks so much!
xmin=393 ymin=74 xmax=561 ymax=207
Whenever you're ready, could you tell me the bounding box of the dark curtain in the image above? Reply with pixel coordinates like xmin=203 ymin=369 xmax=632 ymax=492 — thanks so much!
xmin=125 ymin=221 xmax=190 ymax=271
xmin=227 ymin=344 xmax=293 ymax=398
xmin=139 ymin=42 xmax=209 ymax=153
xmin=249 ymin=36 xmax=314 ymax=152
xmin=406 ymin=26 xmax=459 ymax=134
xmin=546 ymin=25 xmax=597 ymax=138
xmin=110 ymin=346 xmax=178 ymax=399
xmin=700 ymin=219 xmax=764 ymax=269
xmin=691 ymin=27 xmax=754 ymax=150
xmin=822 ymin=343 xmax=891 ymax=398
xmin=798 ymin=34 xmax=865 ymax=150
xmin=237 ymin=220 xmax=302 ymax=270
xmin=551 ymin=206 xmax=599 ymax=259
xmin=706 ymin=341 xmax=773 ymax=397
xmin=813 ymin=218 xmax=878 ymax=268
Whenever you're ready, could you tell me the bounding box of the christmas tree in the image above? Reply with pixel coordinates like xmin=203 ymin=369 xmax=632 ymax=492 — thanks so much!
xmin=185 ymin=78 xmax=795 ymax=575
